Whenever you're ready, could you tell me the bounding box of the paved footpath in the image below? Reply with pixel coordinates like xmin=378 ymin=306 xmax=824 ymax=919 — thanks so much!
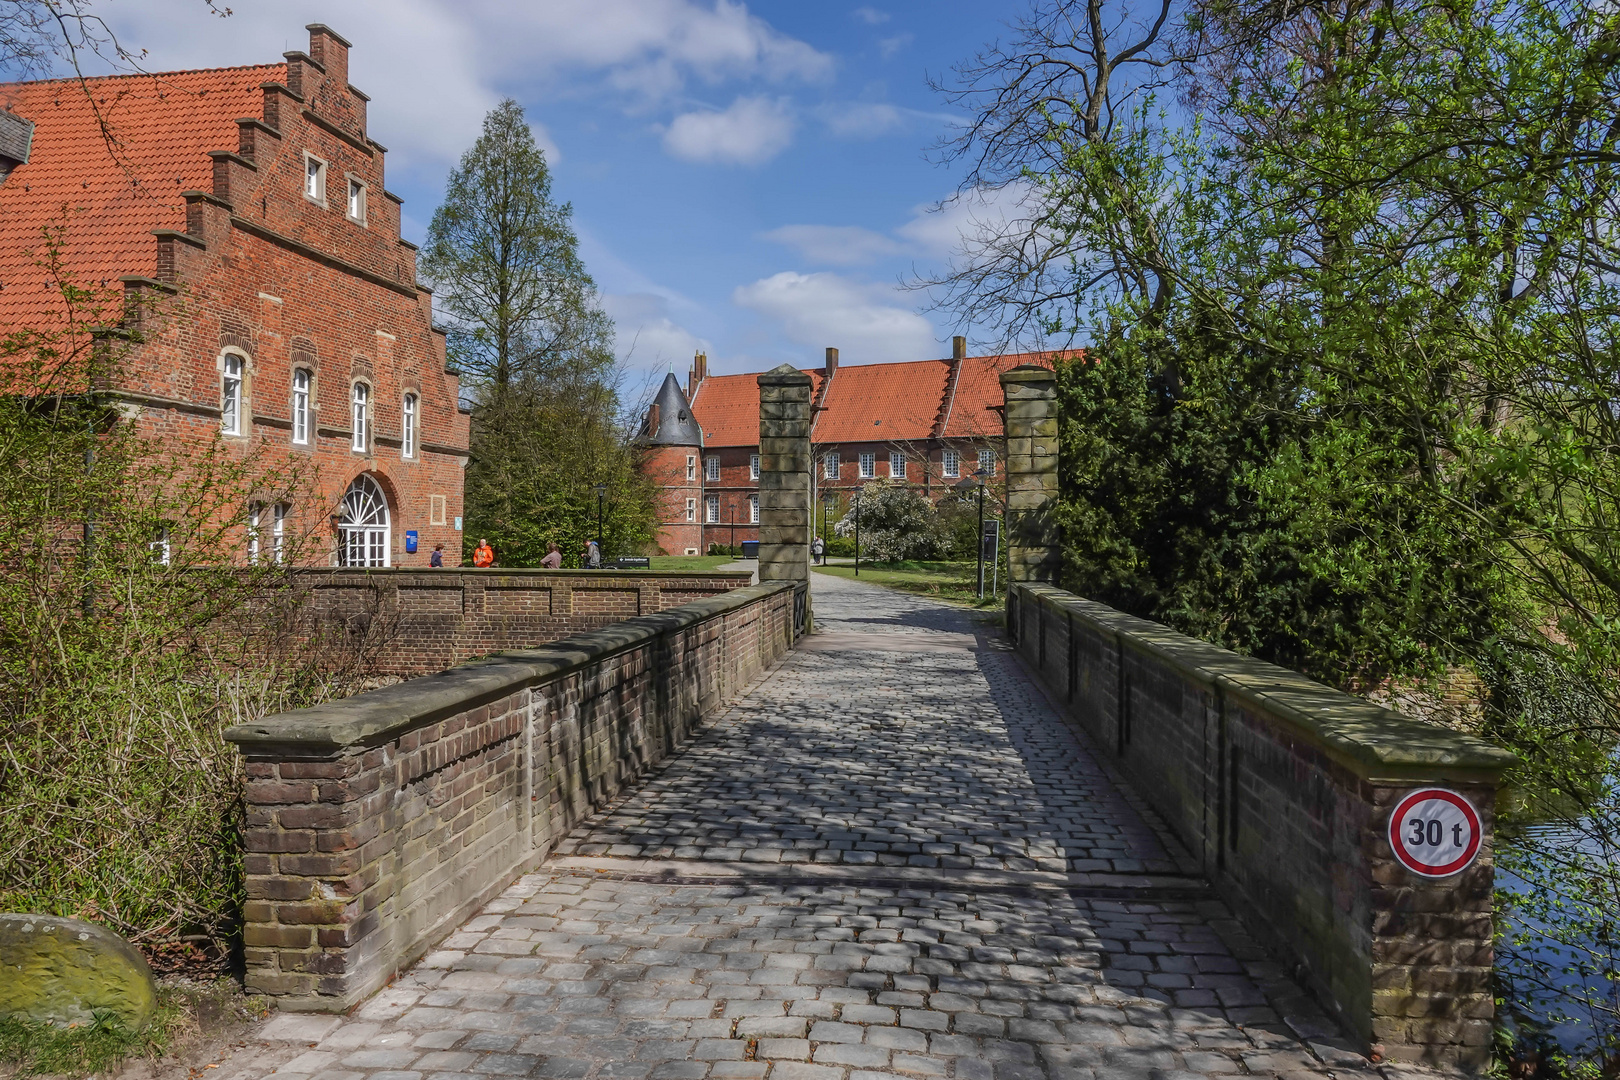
xmin=212 ymin=574 xmax=1431 ymax=1080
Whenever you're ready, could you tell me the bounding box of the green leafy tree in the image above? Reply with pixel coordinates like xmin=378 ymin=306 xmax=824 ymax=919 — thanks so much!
xmin=422 ymin=100 xmax=654 ymax=566
xmin=939 ymin=0 xmax=1620 ymax=1065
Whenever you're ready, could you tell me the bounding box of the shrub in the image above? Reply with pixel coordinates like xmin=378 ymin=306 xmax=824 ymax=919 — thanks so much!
xmin=833 ymin=481 xmax=954 ymax=563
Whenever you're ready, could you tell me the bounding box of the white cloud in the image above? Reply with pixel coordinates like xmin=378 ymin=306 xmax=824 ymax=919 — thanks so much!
xmin=760 ymin=225 xmax=901 ymax=266
xmin=663 ymin=96 xmax=795 ymax=165
xmin=853 ymin=6 xmax=891 ymax=24
xmin=878 ymin=34 xmax=913 ymax=58
xmin=603 ymin=292 xmax=710 ymax=373
xmin=98 ymin=0 xmax=829 ymax=180
xmin=733 ymin=271 xmax=935 ymax=363
xmin=896 ymin=182 xmax=1039 ymax=259
xmin=822 ymin=102 xmax=903 ymax=139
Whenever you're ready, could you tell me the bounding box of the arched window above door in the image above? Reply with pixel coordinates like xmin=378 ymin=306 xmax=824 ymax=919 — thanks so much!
xmin=337 ymin=474 xmax=390 ymax=567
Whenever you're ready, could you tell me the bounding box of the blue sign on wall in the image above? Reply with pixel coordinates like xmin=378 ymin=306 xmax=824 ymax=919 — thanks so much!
xmin=405 ymin=530 xmax=418 ymax=554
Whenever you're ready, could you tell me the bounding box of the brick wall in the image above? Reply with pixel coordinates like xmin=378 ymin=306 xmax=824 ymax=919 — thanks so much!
xmin=274 ymin=568 xmax=753 ymax=674
xmin=1008 ymin=583 xmax=1514 ymax=1071
xmin=224 ymin=581 xmax=798 ymax=1011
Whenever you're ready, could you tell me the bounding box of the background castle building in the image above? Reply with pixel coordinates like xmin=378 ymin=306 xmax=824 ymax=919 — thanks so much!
xmin=637 ymin=339 xmax=1065 ymax=555
xmin=0 ymin=24 xmax=468 ymax=567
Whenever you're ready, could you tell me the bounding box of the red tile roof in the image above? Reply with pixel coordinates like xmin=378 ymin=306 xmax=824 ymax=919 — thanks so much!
xmin=813 ymin=359 xmax=951 ymax=443
xmin=0 ymin=65 xmax=283 ymax=329
xmin=689 ymin=351 xmax=1077 ymax=448
xmin=942 ymin=351 xmax=1070 ymax=439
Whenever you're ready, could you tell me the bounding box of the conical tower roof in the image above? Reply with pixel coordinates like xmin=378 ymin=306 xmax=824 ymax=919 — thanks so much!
xmin=641 ymin=372 xmax=704 ymax=447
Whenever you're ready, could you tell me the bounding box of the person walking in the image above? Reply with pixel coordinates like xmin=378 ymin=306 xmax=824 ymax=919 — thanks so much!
xmin=473 ymin=538 xmax=495 ymax=568
xmin=540 ymin=542 xmax=562 ymax=569
xmin=586 ymin=538 xmax=601 ymax=568
xmin=811 ymin=535 xmax=825 ymax=565
xmin=430 ymin=543 xmax=444 ymax=568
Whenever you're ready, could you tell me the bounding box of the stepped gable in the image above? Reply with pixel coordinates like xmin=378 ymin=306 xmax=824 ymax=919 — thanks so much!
xmin=641 ymin=372 xmax=704 ymax=446
xmin=0 ymin=64 xmax=283 ymax=330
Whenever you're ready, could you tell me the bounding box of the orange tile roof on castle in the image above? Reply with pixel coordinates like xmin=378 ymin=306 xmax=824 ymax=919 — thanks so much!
xmin=689 ymin=351 xmax=1074 ymax=448
xmin=0 ymin=64 xmax=283 ymax=328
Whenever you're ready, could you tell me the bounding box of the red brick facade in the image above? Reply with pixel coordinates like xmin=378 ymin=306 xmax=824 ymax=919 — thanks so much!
xmin=0 ymin=24 xmax=468 ymax=567
xmin=639 ymin=342 xmax=1070 ymax=554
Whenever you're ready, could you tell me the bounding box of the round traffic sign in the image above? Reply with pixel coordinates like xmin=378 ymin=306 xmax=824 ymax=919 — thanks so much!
xmin=1388 ymin=788 xmax=1482 ymax=878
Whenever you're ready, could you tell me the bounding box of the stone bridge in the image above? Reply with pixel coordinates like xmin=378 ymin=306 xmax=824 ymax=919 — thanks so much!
xmin=214 ymin=366 xmax=1510 ymax=1080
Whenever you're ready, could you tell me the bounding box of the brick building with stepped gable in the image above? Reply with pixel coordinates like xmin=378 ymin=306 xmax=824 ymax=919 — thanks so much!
xmin=637 ymin=338 xmax=1069 ymax=555
xmin=0 ymin=23 xmax=468 ymax=567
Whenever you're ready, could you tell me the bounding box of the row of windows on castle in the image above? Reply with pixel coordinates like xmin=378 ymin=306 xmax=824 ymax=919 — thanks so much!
xmin=686 ymin=448 xmax=998 ymax=484
xmin=220 ymin=352 xmax=420 ymax=459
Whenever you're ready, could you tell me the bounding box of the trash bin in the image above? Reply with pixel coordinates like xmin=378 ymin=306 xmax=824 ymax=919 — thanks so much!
xmin=740 ymin=540 xmax=759 ymax=559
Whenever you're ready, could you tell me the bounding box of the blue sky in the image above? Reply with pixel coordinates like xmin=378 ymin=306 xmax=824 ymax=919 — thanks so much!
xmin=91 ymin=0 xmax=1037 ymax=381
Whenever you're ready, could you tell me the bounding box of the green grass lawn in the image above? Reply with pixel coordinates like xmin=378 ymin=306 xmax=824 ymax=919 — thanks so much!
xmin=813 ymin=561 xmax=1005 ymax=609
xmin=647 ymin=555 xmax=747 ymax=573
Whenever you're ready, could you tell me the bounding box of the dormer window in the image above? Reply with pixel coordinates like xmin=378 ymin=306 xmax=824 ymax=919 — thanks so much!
xmin=346 ymin=177 xmax=367 ymax=224
xmin=304 ymin=153 xmax=327 ymax=204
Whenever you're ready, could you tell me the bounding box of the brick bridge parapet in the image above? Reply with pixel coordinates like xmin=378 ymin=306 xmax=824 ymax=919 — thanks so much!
xmin=1000 ymin=368 xmax=1516 ymax=1071
xmin=222 ymin=581 xmax=798 ymax=1013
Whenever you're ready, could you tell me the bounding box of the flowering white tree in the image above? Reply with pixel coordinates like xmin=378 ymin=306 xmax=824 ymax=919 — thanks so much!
xmin=834 ymin=481 xmax=954 ymax=562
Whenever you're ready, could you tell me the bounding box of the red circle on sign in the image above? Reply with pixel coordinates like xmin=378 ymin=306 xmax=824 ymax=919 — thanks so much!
xmin=1388 ymin=788 xmax=1482 ymax=877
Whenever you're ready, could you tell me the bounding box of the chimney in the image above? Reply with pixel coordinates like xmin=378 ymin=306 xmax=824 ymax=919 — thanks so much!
xmin=306 ymin=24 xmax=351 ymax=87
xmin=688 ymin=351 xmax=707 ymax=398
xmin=953 ymin=335 xmax=967 ymax=360
xmin=825 ymin=347 xmax=838 ymax=377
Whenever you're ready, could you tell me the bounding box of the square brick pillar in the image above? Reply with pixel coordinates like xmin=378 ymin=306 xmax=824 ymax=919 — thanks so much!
xmin=758 ymin=364 xmax=812 ymax=634
xmin=1000 ymin=365 xmax=1061 ymax=583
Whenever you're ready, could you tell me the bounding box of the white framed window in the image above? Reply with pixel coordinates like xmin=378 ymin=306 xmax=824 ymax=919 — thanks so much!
xmin=705 ymin=494 xmax=720 ymax=523
xmin=247 ymin=503 xmax=262 ymax=565
xmin=979 ymin=448 xmax=997 ymax=476
xmin=686 ymin=455 xmax=696 ymax=482
xmin=220 ymin=352 xmax=244 ymax=435
xmin=402 ymin=393 xmax=418 ymax=459
xmin=291 ymin=368 xmax=311 ymax=445
xmin=890 ymin=451 xmax=906 ymax=480
xmin=705 ymin=456 xmax=720 ymax=482
xmin=150 ymin=526 xmax=170 ymax=566
xmin=943 ymin=448 xmax=960 ymax=478
xmin=304 ymin=153 xmax=327 ymax=203
xmin=748 ymin=494 xmax=759 ymax=524
xmin=273 ymin=503 xmax=287 ymax=564
xmin=351 ymin=382 xmax=370 ymax=452
xmin=823 ymin=453 xmax=839 ymax=480
xmin=346 ymin=177 xmax=367 ymax=224
xmin=859 ymin=452 xmax=875 ymax=479
xmin=337 ymin=473 xmax=390 ymax=568
xmin=685 ymin=497 xmax=697 ymax=522
xmin=750 ymin=453 xmax=760 ymax=480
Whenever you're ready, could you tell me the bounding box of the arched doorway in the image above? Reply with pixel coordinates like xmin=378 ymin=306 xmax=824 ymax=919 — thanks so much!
xmin=337 ymin=474 xmax=391 ymax=567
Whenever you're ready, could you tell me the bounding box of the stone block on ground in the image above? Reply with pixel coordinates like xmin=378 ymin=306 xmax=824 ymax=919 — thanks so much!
xmin=0 ymin=913 xmax=156 ymax=1029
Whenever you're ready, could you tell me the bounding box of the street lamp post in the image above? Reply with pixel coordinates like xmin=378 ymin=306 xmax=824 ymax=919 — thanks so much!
xmin=593 ymin=482 xmax=606 ymax=565
xmin=853 ymin=494 xmax=861 ymax=577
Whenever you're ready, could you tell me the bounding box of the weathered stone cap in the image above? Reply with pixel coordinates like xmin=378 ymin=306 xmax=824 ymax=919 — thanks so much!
xmin=0 ymin=914 xmax=156 ymax=1029
xmin=223 ymin=581 xmax=794 ymax=753
xmin=758 ymin=363 xmax=811 ymax=386
xmin=1020 ymin=584 xmax=1518 ymax=781
xmin=1000 ymin=364 xmax=1056 ymax=384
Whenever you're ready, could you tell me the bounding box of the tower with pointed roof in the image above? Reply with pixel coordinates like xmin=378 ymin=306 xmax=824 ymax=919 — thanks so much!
xmin=638 ymin=369 xmax=705 ymax=554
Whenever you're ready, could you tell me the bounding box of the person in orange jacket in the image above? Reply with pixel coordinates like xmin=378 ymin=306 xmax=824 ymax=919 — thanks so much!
xmin=472 ymin=538 xmax=495 ymax=568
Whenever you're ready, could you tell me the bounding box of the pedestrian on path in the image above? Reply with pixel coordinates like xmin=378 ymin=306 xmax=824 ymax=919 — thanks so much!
xmin=540 ymin=542 xmax=562 ymax=569
xmin=812 ymin=535 xmax=825 ymax=564
xmin=472 ymin=538 xmax=495 ymax=568
xmin=586 ymin=539 xmax=601 ymax=568
xmin=429 ymin=543 xmax=444 ymax=568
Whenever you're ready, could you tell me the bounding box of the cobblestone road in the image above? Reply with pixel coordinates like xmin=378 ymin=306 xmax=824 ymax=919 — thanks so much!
xmin=214 ymin=574 xmax=1416 ymax=1080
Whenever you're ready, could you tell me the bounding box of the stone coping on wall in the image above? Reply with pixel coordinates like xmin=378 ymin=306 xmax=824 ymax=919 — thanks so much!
xmin=285 ymin=567 xmax=755 ymax=582
xmin=224 ymin=581 xmax=793 ymax=753
xmin=1018 ymin=583 xmax=1516 ymax=783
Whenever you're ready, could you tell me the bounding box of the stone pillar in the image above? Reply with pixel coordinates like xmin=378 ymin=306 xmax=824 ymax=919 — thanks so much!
xmin=1000 ymin=365 xmax=1061 ymax=583
xmin=757 ymin=364 xmax=812 ymax=633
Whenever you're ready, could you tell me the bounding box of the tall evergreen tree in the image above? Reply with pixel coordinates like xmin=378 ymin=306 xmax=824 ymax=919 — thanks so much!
xmin=422 ymin=100 xmax=653 ymax=564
